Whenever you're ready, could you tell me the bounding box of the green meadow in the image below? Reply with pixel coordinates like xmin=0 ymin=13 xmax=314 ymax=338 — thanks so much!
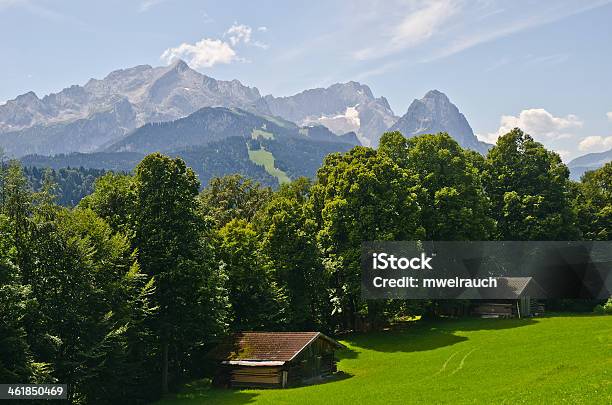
xmin=158 ymin=314 xmax=612 ymax=405
xmin=251 ymin=129 xmax=275 ymax=140
xmin=247 ymin=147 xmax=291 ymax=184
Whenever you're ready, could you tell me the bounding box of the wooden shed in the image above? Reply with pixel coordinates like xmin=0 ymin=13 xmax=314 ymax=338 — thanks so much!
xmin=209 ymin=332 xmax=345 ymax=388
xmin=472 ymin=277 xmax=546 ymax=318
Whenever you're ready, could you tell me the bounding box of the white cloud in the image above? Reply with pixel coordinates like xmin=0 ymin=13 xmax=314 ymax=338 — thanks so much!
xmin=478 ymin=108 xmax=583 ymax=144
xmin=257 ymin=26 xmax=268 ymax=32
xmin=0 ymin=0 xmax=26 ymax=9
xmin=353 ymin=60 xmax=402 ymax=81
xmin=607 ymin=112 xmax=612 ymax=121
xmin=579 ymin=136 xmax=612 ymax=152
xmin=224 ymin=23 xmax=269 ymax=49
xmin=474 ymin=132 xmax=500 ymax=145
xmin=226 ymin=23 xmax=252 ymax=46
xmin=555 ymin=149 xmax=571 ymax=162
xmin=421 ymin=17 xmax=560 ymax=63
xmin=346 ymin=0 xmax=611 ymax=66
xmin=161 ymin=39 xmax=237 ymax=68
xmin=253 ymin=41 xmax=270 ymax=50
xmin=160 ymin=22 xmax=268 ymax=68
xmin=0 ymin=0 xmax=84 ymax=25
xmin=354 ymin=0 xmax=459 ymax=60
xmin=523 ymin=53 xmax=569 ymax=67
xmin=484 ymin=57 xmax=510 ymax=72
xmin=139 ymin=0 xmax=168 ymax=12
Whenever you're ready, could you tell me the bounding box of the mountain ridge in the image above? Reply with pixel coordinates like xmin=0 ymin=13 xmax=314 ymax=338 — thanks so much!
xmin=21 ymin=106 xmax=360 ymax=188
xmin=1 ymin=60 xmax=509 ymax=161
xmin=105 ymin=106 xmax=359 ymax=154
xmin=262 ymin=81 xmax=397 ymax=146
xmin=0 ymin=60 xmax=268 ymax=156
xmin=390 ymin=89 xmax=491 ymax=154
xmin=568 ymin=148 xmax=612 ymax=179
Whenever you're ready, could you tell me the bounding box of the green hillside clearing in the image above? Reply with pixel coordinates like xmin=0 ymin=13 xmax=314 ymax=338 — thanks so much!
xmin=251 ymin=129 xmax=275 ymax=140
xmin=157 ymin=314 xmax=612 ymax=405
xmin=247 ymin=146 xmax=291 ymax=184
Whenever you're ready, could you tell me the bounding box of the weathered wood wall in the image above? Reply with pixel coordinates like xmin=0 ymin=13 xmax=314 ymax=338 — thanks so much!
xmin=230 ymin=366 xmax=283 ymax=388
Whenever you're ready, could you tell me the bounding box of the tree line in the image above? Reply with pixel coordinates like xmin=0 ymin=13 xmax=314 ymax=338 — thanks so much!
xmin=24 ymin=166 xmax=106 ymax=207
xmin=0 ymin=129 xmax=610 ymax=403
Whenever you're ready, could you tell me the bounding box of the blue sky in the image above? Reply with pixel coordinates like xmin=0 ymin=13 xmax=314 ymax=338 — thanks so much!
xmin=1 ymin=0 xmax=612 ymax=159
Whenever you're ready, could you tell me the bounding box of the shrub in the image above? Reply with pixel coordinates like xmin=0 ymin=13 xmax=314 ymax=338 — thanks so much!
xmin=593 ymin=298 xmax=612 ymax=315
xmin=603 ymin=298 xmax=612 ymax=314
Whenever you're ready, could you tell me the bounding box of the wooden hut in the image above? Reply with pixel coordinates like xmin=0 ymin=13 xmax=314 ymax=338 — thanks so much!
xmin=209 ymin=332 xmax=345 ymax=388
xmin=472 ymin=277 xmax=546 ymax=318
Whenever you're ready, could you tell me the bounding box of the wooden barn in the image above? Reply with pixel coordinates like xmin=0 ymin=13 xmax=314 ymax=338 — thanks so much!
xmin=209 ymin=332 xmax=345 ymax=388
xmin=472 ymin=277 xmax=546 ymax=318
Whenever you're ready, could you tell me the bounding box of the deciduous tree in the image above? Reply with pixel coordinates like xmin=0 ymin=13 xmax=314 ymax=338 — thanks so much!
xmin=310 ymin=146 xmax=424 ymax=329
xmin=573 ymin=162 xmax=612 ymax=240
xmin=258 ymin=178 xmax=331 ymax=331
xmin=484 ymin=128 xmax=579 ymax=240
xmin=130 ymin=153 xmax=223 ymax=394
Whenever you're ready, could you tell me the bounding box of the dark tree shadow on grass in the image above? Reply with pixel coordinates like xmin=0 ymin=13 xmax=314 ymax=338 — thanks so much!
xmin=535 ymin=311 xmax=604 ymax=319
xmin=341 ymin=317 xmax=538 ymax=354
xmin=159 ymin=369 xmax=355 ymax=404
xmin=432 ymin=316 xmax=538 ymax=332
xmin=341 ymin=328 xmax=467 ymax=354
xmin=158 ymin=379 xmax=259 ymax=405
xmin=288 ymin=370 xmax=355 ymax=388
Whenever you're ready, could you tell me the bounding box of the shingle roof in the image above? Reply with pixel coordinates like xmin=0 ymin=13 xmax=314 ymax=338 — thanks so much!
xmin=209 ymin=332 xmax=344 ymax=363
xmin=502 ymin=277 xmax=533 ymax=294
xmin=479 ymin=277 xmax=547 ymax=299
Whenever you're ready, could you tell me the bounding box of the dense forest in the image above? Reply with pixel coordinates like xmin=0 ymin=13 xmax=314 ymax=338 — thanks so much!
xmin=0 ymin=164 xmax=107 ymax=207
xmin=21 ymin=134 xmax=357 ymax=190
xmin=0 ymin=129 xmax=610 ymax=403
xmin=20 ymin=107 xmax=360 ymax=190
xmin=23 ymin=166 xmax=107 ymax=207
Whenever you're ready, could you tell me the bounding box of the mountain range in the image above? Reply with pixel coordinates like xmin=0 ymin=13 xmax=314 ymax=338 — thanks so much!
xmin=567 ymin=148 xmax=612 ymax=180
xmin=1 ymin=59 xmax=607 ymax=184
xmin=0 ymin=59 xmax=490 ymax=156
xmin=22 ymin=107 xmax=359 ymax=187
xmin=0 ymin=60 xmax=266 ymax=156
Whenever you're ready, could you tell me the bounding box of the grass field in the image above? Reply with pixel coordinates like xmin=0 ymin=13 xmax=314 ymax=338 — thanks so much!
xmin=158 ymin=314 xmax=612 ymax=404
xmin=247 ymin=147 xmax=290 ymax=184
xmin=251 ymin=129 xmax=274 ymax=140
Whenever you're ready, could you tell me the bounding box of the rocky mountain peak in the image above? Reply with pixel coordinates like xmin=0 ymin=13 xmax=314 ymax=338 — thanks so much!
xmin=336 ymin=81 xmax=375 ymax=99
xmin=15 ymin=91 xmax=40 ymax=104
xmin=423 ymin=89 xmax=448 ymax=100
xmin=417 ymin=89 xmax=455 ymax=114
xmin=263 ymin=81 xmax=397 ymax=146
xmin=169 ymin=58 xmax=190 ymax=72
xmin=377 ymin=96 xmax=392 ymax=111
xmin=390 ymin=90 xmax=490 ymax=154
